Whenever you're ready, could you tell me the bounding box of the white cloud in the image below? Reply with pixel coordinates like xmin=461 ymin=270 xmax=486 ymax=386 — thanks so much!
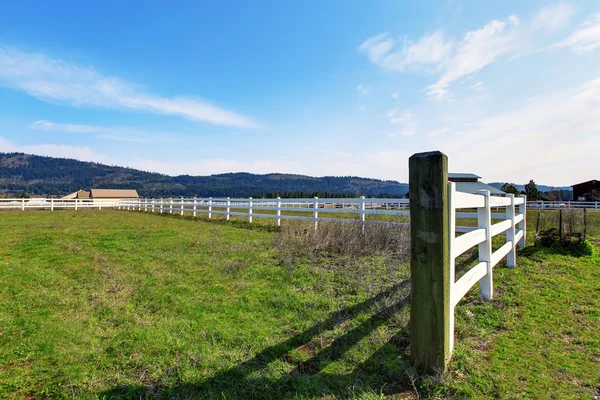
xmin=356 ymin=83 xmax=372 ymax=95
xmin=386 ymin=108 xmax=412 ymax=124
xmin=427 ymin=127 xmax=450 ymax=137
xmin=391 ymin=92 xmax=400 ymax=100
xmin=359 ymin=33 xmax=396 ymax=63
xmin=553 ymin=12 xmax=600 ymax=53
xmin=0 ymin=137 xmax=108 ymax=163
xmin=30 ymin=120 xmax=175 ymax=143
xmin=469 ymin=81 xmax=484 ymax=92
xmin=531 ymin=3 xmax=576 ymax=32
xmin=0 ymin=46 xmax=256 ymax=128
xmin=360 ymin=17 xmax=519 ymax=100
xmin=388 ymin=32 xmax=454 ymax=71
xmin=440 ymin=76 xmax=600 ymax=184
xmin=428 ymin=17 xmax=519 ymax=100
xmin=359 ymin=31 xmax=453 ymax=71
xmin=31 ymin=120 xmax=105 ymax=134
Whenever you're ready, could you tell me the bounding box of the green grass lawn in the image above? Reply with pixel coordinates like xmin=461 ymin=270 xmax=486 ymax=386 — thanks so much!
xmin=0 ymin=210 xmax=411 ymax=399
xmin=0 ymin=209 xmax=599 ymax=399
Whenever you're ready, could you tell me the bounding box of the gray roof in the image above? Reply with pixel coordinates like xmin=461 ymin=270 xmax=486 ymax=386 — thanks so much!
xmin=448 ymin=173 xmax=482 ymax=179
xmin=454 ymin=181 xmax=505 ymax=195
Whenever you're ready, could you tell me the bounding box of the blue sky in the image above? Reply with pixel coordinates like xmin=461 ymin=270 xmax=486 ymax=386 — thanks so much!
xmin=0 ymin=1 xmax=599 ymax=185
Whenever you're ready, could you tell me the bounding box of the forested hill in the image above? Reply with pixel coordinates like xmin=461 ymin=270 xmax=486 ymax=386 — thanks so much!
xmin=0 ymin=153 xmax=409 ymax=198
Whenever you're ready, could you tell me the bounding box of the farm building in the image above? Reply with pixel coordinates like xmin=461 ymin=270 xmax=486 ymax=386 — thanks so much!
xmin=89 ymin=189 xmax=139 ymax=202
xmin=572 ymin=179 xmax=600 ymax=201
xmin=448 ymin=173 xmax=505 ymax=195
xmin=61 ymin=190 xmax=90 ymax=199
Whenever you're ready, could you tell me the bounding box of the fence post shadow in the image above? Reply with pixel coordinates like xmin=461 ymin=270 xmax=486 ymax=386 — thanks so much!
xmin=98 ymin=279 xmax=414 ymax=399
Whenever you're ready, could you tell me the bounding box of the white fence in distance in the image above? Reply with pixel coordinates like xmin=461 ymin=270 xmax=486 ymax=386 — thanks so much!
xmin=0 ymin=198 xmax=118 ymax=210
xmin=447 ymin=183 xmax=526 ymax=352
xmin=118 ymin=196 xmax=410 ymax=229
xmin=527 ymin=200 xmax=598 ymax=211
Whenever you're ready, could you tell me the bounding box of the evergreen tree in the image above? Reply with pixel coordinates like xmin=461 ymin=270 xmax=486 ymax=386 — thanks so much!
xmin=524 ymin=180 xmax=541 ymax=200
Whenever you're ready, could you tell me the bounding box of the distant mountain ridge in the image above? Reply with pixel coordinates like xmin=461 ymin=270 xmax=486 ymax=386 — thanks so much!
xmin=0 ymin=153 xmax=410 ymax=197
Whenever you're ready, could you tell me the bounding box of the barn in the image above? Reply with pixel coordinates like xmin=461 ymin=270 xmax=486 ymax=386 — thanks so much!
xmin=89 ymin=189 xmax=139 ymax=203
xmin=572 ymin=180 xmax=600 ymax=201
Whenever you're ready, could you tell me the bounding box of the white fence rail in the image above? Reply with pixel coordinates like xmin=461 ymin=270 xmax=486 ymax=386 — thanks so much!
xmin=118 ymin=196 xmax=410 ymax=228
xmin=448 ymin=183 xmax=526 ymax=352
xmin=0 ymin=198 xmax=118 ymax=210
xmin=527 ymin=200 xmax=599 ymax=211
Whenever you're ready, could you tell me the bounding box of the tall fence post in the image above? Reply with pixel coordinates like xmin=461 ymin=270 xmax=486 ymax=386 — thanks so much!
xmin=169 ymin=198 xmax=173 ymax=214
xmin=518 ymin=195 xmax=527 ymax=247
xmin=506 ymin=194 xmax=516 ymax=268
xmin=179 ymin=197 xmax=183 ymax=216
xmin=151 ymin=199 xmax=155 ymax=213
xmin=208 ymin=197 xmax=212 ymax=219
xmin=226 ymin=197 xmax=231 ymax=221
xmin=193 ymin=198 xmax=197 ymax=217
xmin=51 ymin=198 xmax=54 ymax=211
xmin=408 ymin=151 xmax=451 ymax=372
xmin=21 ymin=198 xmax=25 ymax=211
xmin=313 ymin=196 xmax=319 ymax=231
xmin=478 ymin=190 xmax=493 ymax=300
xmin=75 ymin=198 xmax=78 ymax=211
xmin=248 ymin=197 xmax=253 ymax=223
xmin=276 ymin=196 xmax=281 ymax=227
xmin=99 ymin=200 xmax=102 ymax=211
xmin=145 ymin=199 xmax=148 ymax=212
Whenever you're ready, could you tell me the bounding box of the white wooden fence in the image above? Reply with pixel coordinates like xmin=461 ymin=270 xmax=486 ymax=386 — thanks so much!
xmin=447 ymin=183 xmax=526 ymax=352
xmin=0 ymin=198 xmax=118 ymax=210
xmin=117 ymin=196 xmax=410 ymax=229
xmin=528 ymin=200 xmax=598 ymax=211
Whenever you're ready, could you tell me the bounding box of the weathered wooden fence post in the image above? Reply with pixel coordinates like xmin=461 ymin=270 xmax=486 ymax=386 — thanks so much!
xmin=409 ymin=151 xmax=451 ymax=372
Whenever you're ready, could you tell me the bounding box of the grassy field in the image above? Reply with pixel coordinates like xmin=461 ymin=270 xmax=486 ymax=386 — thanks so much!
xmin=0 ymin=209 xmax=599 ymax=399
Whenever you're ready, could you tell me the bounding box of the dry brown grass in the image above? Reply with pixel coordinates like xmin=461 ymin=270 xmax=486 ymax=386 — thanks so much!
xmin=274 ymin=221 xmax=410 ymax=260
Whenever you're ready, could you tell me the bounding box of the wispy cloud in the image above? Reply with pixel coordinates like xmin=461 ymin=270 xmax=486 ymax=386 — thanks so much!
xmin=386 ymin=108 xmax=411 ymax=124
xmin=30 ymin=120 xmax=175 ymax=143
xmin=359 ymin=33 xmax=395 ymax=64
xmin=442 ymin=75 xmax=600 ymax=184
xmin=359 ymin=31 xmax=453 ymax=72
xmin=0 ymin=46 xmax=256 ymax=128
xmin=360 ymin=17 xmax=519 ymax=101
xmin=469 ymin=81 xmax=484 ymax=92
xmin=427 ymin=17 xmax=519 ymax=100
xmin=531 ymin=3 xmax=576 ymax=32
xmin=553 ymin=13 xmax=600 ymax=53
xmin=0 ymin=137 xmax=107 ymax=163
xmin=356 ymin=83 xmax=372 ymax=95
